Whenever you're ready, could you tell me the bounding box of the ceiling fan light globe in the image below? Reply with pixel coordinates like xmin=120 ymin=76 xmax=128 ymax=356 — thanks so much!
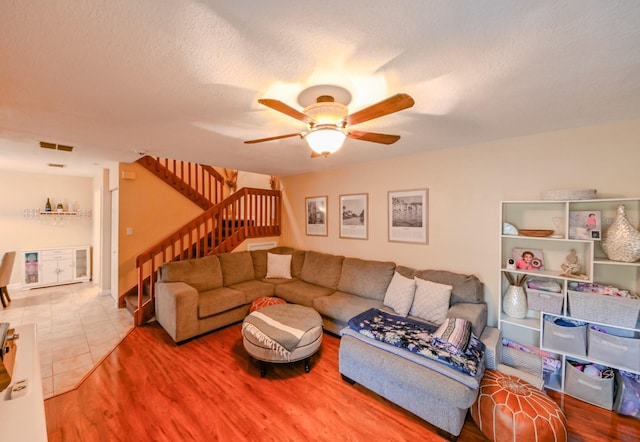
xmin=305 ymin=127 xmax=346 ymax=155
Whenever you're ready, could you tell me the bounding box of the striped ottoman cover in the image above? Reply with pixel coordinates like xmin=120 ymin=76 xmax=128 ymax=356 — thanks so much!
xmin=471 ymin=369 xmax=567 ymax=442
xmin=249 ymin=296 xmax=286 ymax=313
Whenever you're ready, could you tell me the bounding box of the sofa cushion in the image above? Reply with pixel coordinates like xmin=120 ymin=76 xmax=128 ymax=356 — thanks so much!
xmin=266 ymin=253 xmax=292 ymax=279
xmin=397 ymin=266 xmax=483 ymax=305
xmin=275 ymin=280 xmax=335 ymax=307
xmin=383 ymin=272 xmax=416 ymax=316
xmin=219 ymin=251 xmax=255 ymax=286
xmin=337 ymin=257 xmax=396 ymax=300
xmin=300 ymin=251 xmax=344 ymax=289
xmin=313 ymin=291 xmax=384 ymax=325
xmin=158 ymin=255 xmax=222 ymax=292
xmin=198 ymin=287 xmax=246 ymax=318
xmin=409 ymin=278 xmax=452 ymax=325
xmin=228 ymin=279 xmax=276 ymax=303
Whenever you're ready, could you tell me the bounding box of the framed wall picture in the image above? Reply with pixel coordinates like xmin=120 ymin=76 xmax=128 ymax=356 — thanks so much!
xmin=388 ymin=188 xmax=428 ymax=244
xmin=569 ymin=210 xmax=602 ymax=240
xmin=512 ymin=247 xmax=545 ymax=271
xmin=305 ymin=196 xmax=328 ymax=236
xmin=340 ymin=193 xmax=368 ymax=240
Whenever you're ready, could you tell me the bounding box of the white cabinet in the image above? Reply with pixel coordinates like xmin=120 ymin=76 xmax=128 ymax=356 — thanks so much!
xmin=22 ymin=246 xmax=91 ymax=288
xmin=499 ymin=198 xmax=640 ymax=404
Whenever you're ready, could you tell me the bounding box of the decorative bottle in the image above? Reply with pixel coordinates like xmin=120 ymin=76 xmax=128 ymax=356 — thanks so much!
xmin=601 ymin=205 xmax=640 ymax=262
xmin=45 ymin=198 xmax=52 ymax=212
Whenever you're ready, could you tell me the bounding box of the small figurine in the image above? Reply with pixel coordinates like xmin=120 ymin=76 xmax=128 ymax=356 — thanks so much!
xmin=560 ymin=249 xmax=588 ymax=279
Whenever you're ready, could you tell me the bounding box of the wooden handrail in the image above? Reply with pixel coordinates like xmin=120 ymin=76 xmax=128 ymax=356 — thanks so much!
xmin=137 ymin=156 xmax=225 ymax=209
xmin=133 ymin=187 xmax=281 ymax=325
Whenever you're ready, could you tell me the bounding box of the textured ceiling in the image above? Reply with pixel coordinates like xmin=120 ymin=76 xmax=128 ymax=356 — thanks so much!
xmin=1 ymin=1 xmax=640 ymax=177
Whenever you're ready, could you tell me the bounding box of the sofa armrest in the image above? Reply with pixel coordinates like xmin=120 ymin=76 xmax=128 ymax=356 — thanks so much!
xmin=156 ymin=281 xmax=199 ymax=343
xmin=480 ymin=326 xmax=501 ymax=370
xmin=446 ymin=302 xmax=487 ymax=337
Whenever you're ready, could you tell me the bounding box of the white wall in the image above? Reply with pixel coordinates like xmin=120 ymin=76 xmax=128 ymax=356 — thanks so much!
xmin=0 ymin=171 xmax=94 ymax=285
xmin=280 ymin=118 xmax=640 ymax=327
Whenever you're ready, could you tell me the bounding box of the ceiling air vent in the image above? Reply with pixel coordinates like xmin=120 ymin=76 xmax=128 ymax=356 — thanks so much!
xmin=39 ymin=141 xmax=74 ymax=152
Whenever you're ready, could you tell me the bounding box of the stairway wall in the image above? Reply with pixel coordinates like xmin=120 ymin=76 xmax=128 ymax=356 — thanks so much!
xmin=117 ymin=162 xmax=203 ymax=298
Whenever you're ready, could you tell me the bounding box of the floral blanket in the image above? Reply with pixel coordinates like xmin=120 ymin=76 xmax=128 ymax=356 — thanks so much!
xmin=346 ymin=308 xmax=485 ymax=383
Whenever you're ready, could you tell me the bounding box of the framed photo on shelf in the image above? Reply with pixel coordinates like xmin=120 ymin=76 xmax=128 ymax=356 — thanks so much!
xmin=339 ymin=193 xmax=368 ymax=239
xmin=388 ymin=188 xmax=428 ymax=244
xmin=305 ymin=196 xmax=328 ymax=236
xmin=569 ymin=210 xmax=602 ymax=240
xmin=512 ymin=247 xmax=545 ymax=271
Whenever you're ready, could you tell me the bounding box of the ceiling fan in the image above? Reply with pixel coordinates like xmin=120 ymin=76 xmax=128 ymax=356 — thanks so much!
xmin=244 ymin=92 xmax=415 ymax=157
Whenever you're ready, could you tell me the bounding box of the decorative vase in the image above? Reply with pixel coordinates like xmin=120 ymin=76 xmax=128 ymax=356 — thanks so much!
xmin=601 ymin=205 xmax=640 ymax=263
xmin=503 ymin=285 xmax=528 ymax=319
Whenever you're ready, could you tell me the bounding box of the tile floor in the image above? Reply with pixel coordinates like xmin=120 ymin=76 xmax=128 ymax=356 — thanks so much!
xmin=0 ymin=282 xmax=133 ymax=399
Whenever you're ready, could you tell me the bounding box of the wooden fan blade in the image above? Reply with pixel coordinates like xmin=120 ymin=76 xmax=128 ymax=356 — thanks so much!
xmin=244 ymin=133 xmax=302 ymax=144
xmin=347 ymin=130 xmax=401 ymax=145
xmin=258 ymin=99 xmax=316 ymax=125
xmin=310 ymin=151 xmax=325 ymax=158
xmin=345 ymin=93 xmax=414 ymax=126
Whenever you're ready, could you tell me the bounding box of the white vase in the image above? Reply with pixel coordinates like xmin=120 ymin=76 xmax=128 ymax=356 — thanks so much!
xmin=602 ymin=205 xmax=640 ymax=263
xmin=503 ymin=285 xmax=528 ymax=319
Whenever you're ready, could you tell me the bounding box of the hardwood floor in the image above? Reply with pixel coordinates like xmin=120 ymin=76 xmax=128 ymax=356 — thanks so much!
xmin=45 ymin=322 xmax=640 ymax=442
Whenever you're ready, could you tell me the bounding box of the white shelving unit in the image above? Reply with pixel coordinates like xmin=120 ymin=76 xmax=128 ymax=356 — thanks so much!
xmin=499 ymin=198 xmax=640 ymax=406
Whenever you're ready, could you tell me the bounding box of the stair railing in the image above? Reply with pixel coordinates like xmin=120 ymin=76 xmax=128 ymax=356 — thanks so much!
xmin=133 ymin=187 xmax=281 ymax=325
xmin=137 ymin=156 xmax=225 ymax=209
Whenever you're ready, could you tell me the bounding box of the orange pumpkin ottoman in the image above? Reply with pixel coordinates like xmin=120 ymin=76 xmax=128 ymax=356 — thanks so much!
xmin=249 ymin=296 xmax=286 ymax=313
xmin=471 ymin=369 xmax=567 ymax=442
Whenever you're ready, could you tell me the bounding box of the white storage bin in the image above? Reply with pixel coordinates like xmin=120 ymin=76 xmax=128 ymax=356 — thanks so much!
xmin=588 ymin=327 xmax=640 ymax=372
xmin=526 ymin=288 xmax=563 ymax=315
xmin=568 ymin=290 xmax=640 ymax=328
xmin=565 ymin=360 xmax=615 ymax=410
xmin=542 ymin=317 xmax=587 ymax=356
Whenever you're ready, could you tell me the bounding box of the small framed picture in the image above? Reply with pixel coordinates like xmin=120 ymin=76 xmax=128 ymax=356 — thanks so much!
xmin=512 ymin=247 xmax=545 ymax=271
xmin=340 ymin=193 xmax=368 ymax=240
xmin=305 ymin=196 xmax=328 ymax=236
xmin=388 ymin=189 xmax=428 ymax=244
xmin=569 ymin=211 xmax=602 ymax=240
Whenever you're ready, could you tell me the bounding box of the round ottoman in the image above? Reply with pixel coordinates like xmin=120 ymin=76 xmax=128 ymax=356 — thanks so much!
xmin=471 ymin=369 xmax=567 ymax=442
xmin=249 ymin=296 xmax=286 ymax=313
xmin=242 ymin=304 xmax=323 ymax=377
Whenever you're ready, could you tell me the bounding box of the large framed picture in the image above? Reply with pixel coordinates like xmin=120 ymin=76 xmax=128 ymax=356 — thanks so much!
xmin=305 ymin=196 xmax=328 ymax=236
xmin=388 ymin=188 xmax=428 ymax=244
xmin=569 ymin=210 xmax=602 ymax=240
xmin=340 ymin=193 xmax=368 ymax=240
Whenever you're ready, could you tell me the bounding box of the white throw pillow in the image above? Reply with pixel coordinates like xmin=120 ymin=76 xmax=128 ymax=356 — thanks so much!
xmin=383 ymin=272 xmax=416 ymax=316
xmin=265 ymin=253 xmax=292 ymax=279
xmin=409 ymin=278 xmax=452 ymax=325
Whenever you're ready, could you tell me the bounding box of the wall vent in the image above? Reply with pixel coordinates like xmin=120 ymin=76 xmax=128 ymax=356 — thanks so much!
xmin=47 ymin=163 xmax=66 ymax=168
xmin=40 ymin=141 xmax=74 ymax=152
xmin=247 ymin=241 xmax=277 ymax=251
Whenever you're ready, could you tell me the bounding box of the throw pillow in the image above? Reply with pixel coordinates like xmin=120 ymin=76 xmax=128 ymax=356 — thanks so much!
xmin=265 ymin=253 xmax=292 ymax=279
xmin=432 ymin=317 xmax=472 ymax=355
xmin=383 ymin=272 xmax=416 ymax=316
xmin=409 ymin=278 xmax=452 ymax=325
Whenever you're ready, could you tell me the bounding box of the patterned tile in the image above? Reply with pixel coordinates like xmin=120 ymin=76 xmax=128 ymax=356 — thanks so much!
xmin=0 ymin=282 xmax=133 ymax=399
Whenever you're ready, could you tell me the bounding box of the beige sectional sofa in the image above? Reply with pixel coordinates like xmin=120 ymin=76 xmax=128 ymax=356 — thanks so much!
xmin=155 ymin=246 xmax=497 ymax=440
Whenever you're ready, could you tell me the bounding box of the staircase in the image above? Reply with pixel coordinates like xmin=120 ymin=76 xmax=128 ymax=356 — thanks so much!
xmin=124 ymin=162 xmax=281 ymax=325
xmin=136 ymin=156 xmax=225 ymax=209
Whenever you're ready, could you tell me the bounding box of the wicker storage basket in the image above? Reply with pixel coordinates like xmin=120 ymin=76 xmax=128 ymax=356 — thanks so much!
xmin=541 ymin=189 xmax=597 ymax=201
xmin=568 ymin=291 xmax=640 ymax=328
xmin=526 ymin=288 xmax=563 ymax=315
